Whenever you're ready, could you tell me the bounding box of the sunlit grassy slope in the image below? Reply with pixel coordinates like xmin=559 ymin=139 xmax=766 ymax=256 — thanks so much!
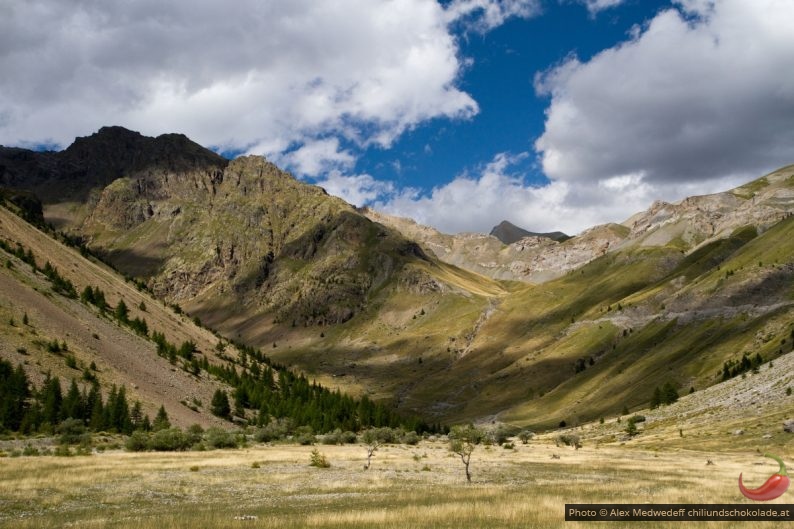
xmin=255 ymin=212 xmax=794 ymax=427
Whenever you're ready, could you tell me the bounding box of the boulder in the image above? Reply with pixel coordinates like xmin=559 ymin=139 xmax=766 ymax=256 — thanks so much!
xmin=783 ymin=419 xmax=794 ymax=433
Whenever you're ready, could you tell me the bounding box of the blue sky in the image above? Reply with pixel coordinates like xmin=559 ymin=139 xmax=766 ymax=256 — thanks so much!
xmin=3 ymin=0 xmax=794 ymax=234
xmin=355 ymin=0 xmax=670 ymax=191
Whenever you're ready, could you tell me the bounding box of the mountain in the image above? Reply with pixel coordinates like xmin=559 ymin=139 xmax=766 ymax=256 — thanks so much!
xmin=363 ymin=207 xmax=630 ymax=283
xmin=489 ymin=220 xmax=569 ymax=244
xmin=3 ymin=127 xmax=794 ymax=430
xmin=0 ymin=196 xmax=422 ymax=433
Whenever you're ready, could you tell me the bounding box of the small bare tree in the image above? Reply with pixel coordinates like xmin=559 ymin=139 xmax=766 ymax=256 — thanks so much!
xmin=448 ymin=424 xmax=484 ymax=483
xmin=361 ymin=429 xmax=381 ymax=470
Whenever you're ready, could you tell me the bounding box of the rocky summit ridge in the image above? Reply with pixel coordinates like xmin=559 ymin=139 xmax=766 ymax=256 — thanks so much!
xmin=367 ymin=168 xmax=794 ymax=284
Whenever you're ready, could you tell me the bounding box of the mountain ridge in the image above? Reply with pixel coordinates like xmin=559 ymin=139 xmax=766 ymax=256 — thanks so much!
xmin=3 ymin=126 xmax=793 ymax=428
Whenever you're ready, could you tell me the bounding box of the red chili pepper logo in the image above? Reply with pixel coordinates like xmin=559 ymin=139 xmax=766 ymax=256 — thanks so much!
xmin=738 ymin=453 xmax=790 ymax=501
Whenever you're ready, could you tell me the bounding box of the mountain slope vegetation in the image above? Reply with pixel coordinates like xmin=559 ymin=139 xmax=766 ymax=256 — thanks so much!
xmin=3 ymin=127 xmax=793 ymax=430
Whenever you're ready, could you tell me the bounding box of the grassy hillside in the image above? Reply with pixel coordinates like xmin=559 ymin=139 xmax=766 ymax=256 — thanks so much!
xmin=0 ymin=205 xmax=232 ymax=427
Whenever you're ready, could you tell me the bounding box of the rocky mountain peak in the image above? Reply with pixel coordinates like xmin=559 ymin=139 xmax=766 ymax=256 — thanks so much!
xmin=489 ymin=220 xmax=570 ymax=244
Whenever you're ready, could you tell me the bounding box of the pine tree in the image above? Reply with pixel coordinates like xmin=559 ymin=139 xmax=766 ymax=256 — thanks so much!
xmin=0 ymin=360 xmax=30 ymax=431
xmin=87 ymin=383 xmax=105 ymax=431
xmin=650 ymin=386 xmax=662 ymax=409
xmin=115 ymin=299 xmax=129 ymax=323
xmin=152 ymin=405 xmax=171 ymax=431
xmin=211 ymin=389 xmax=231 ymax=419
xmin=111 ymin=386 xmax=132 ymax=434
xmin=40 ymin=374 xmax=63 ymax=426
xmin=661 ymin=382 xmax=679 ymax=405
xmin=80 ymin=285 xmax=96 ymax=304
xmin=94 ymin=288 xmax=108 ymax=312
xmin=61 ymin=379 xmax=84 ymax=421
xmin=130 ymin=401 xmax=144 ymax=430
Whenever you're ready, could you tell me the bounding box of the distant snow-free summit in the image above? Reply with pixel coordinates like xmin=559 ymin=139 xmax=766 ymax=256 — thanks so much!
xmin=489 ymin=220 xmax=570 ymax=244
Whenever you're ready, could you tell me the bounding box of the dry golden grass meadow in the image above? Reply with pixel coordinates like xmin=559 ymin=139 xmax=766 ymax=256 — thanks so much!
xmin=1 ymin=438 xmax=790 ymax=529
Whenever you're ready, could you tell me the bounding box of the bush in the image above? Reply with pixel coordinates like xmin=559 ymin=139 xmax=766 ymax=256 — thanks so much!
xmin=309 ymin=448 xmax=330 ymax=468
xmin=556 ymin=433 xmax=581 ymax=449
xmin=126 ymin=431 xmax=149 ymax=452
xmin=489 ymin=424 xmax=519 ymax=445
xmin=58 ymin=418 xmax=90 ymax=445
xmin=340 ymin=431 xmax=358 ymax=444
xmin=364 ymin=426 xmax=398 ymax=444
xmin=625 ymin=421 xmax=638 ymax=437
xmin=254 ymin=418 xmax=293 ymax=442
xmin=186 ymin=424 xmax=204 ymax=445
xmin=148 ymin=428 xmax=190 ymax=451
xmin=203 ymin=427 xmax=238 ymax=449
xmin=295 ymin=426 xmax=315 ymax=446
xmin=321 ymin=429 xmax=344 ymax=445
xmin=518 ymin=430 xmax=535 ymax=444
xmin=401 ymin=431 xmax=420 ymax=445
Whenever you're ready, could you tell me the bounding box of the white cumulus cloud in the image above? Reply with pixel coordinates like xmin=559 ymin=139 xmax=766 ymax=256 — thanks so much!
xmin=535 ymin=0 xmax=794 ymax=187
xmin=373 ymin=0 xmax=794 ymax=236
xmin=314 ymin=171 xmax=395 ymax=207
xmin=0 ymin=1 xmax=495 ymax=162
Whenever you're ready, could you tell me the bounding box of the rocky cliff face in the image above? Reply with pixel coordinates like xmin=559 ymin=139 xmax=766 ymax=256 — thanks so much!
xmin=363 ymin=208 xmax=628 ymax=283
xmin=365 ymin=166 xmax=794 ymax=284
xmin=1 ymin=127 xmax=442 ymax=327
xmin=620 ymin=169 xmax=794 ymax=247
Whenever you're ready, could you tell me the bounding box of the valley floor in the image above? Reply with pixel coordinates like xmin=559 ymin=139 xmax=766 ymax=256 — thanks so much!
xmin=1 ymin=439 xmax=791 ymax=529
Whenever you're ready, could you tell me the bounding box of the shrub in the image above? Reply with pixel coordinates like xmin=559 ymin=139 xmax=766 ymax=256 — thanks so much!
xmin=203 ymin=427 xmax=238 ymax=449
xmin=625 ymin=421 xmax=638 ymax=437
xmin=517 ymin=430 xmax=534 ymax=444
xmin=186 ymin=424 xmax=204 ymax=445
xmin=488 ymin=424 xmax=518 ymax=445
xmin=295 ymin=426 xmax=315 ymax=446
xmin=321 ymin=429 xmax=343 ymax=445
xmin=556 ymin=433 xmax=581 ymax=450
xmin=58 ymin=418 xmax=90 ymax=445
xmin=309 ymin=448 xmax=330 ymax=468
xmin=340 ymin=431 xmax=358 ymax=444
xmin=254 ymin=418 xmax=294 ymax=442
xmin=401 ymin=431 xmax=420 ymax=445
xmin=147 ymin=428 xmax=190 ymax=451
xmin=125 ymin=431 xmax=149 ymax=452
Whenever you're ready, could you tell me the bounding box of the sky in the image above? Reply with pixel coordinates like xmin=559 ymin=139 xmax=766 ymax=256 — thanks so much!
xmin=2 ymin=0 xmax=794 ymax=235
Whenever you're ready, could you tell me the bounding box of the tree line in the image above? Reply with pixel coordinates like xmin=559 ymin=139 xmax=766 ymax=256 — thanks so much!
xmin=0 ymin=358 xmax=160 ymax=435
xmin=1 ymin=240 xmax=438 ymax=435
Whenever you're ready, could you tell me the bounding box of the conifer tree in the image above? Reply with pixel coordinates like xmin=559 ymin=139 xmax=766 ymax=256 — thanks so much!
xmin=152 ymin=405 xmax=171 ymax=431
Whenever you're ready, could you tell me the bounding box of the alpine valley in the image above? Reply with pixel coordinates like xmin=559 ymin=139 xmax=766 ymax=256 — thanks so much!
xmin=2 ymin=126 xmax=793 ymax=431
